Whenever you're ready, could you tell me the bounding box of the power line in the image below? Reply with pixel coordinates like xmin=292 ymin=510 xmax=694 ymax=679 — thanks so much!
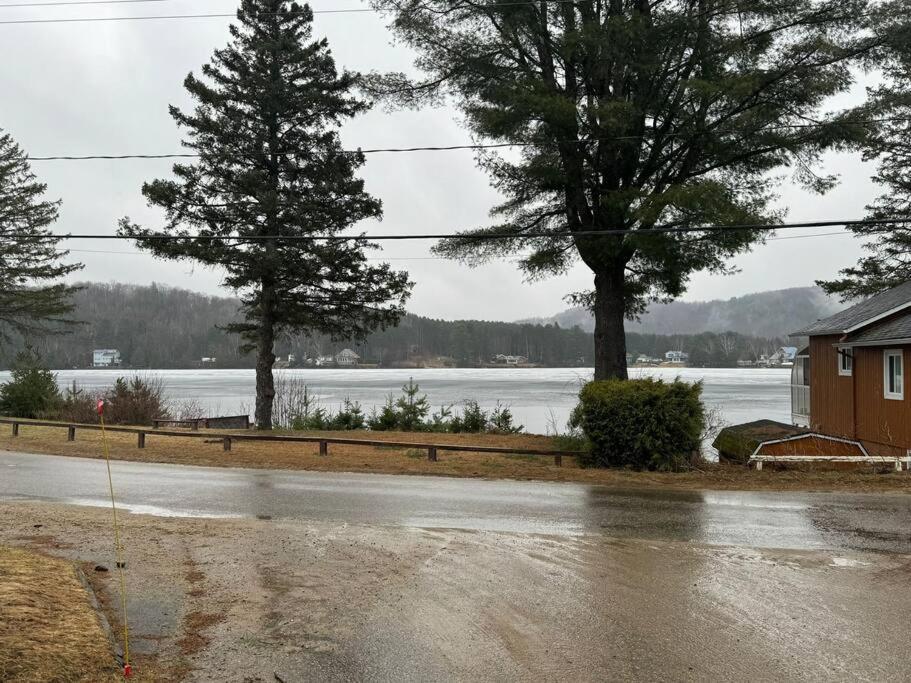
xmin=26 ymin=116 xmax=911 ymax=162
xmin=0 ymin=0 xmax=208 ymax=7
xmin=0 ymin=0 xmax=568 ymax=7
xmin=0 ymin=9 xmax=364 ymax=23
xmin=62 ymin=228 xmax=868 ymax=257
xmin=0 ymin=0 xmax=582 ymax=22
xmin=0 ymin=0 xmax=885 ymax=25
xmin=65 ymin=246 xmax=453 ymax=260
xmin=15 ymin=218 xmax=911 ymax=242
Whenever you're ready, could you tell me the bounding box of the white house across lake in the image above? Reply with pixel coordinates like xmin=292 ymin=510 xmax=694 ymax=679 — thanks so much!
xmin=92 ymin=349 xmax=121 ymax=368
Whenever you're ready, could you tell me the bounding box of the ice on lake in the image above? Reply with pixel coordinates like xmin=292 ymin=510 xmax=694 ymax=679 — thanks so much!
xmin=1 ymin=366 xmax=792 ymax=435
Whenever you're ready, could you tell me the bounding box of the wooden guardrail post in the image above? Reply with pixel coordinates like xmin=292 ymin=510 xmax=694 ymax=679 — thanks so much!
xmin=137 ymin=432 xmax=146 ymax=449
xmin=554 ymin=454 xmax=562 ymax=467
xmin=223 ymin=436 xmax=232 ymax=452
xmin=11 ymin=422 xmax=18 ymax=437
xmin=427 ymin=446 xmax=438 ymax=462
xmin=67 ymin=426 xmax=76 ymax=442
xmin=319 ymin=440 xmax=328 ymax=457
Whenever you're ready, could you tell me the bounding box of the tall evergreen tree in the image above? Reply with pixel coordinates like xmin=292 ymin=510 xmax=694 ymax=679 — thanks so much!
xmin=120 ymin=1 xmax=412 ymax=428
xmin=819 ymin=3 xmax=911 ymax=300
xmin=371 ymin=0 xmax=881 ymax=380
xmin=0 ymin=130 xmax=81 ymax=341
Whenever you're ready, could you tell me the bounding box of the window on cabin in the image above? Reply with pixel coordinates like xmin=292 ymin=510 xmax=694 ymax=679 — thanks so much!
xmin=884 ymin=350 xmax=904 ymax=400
xmin=838 ymin=347 xmax=852 ymax=376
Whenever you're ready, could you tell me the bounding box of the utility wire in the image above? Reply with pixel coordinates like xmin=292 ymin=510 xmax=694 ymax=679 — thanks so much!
xmin=26 ymin=116 xmax=911 ymax=162
xmin=12 ymin=218 xmax=911 ymax=242
xmin=0 ymin=0 xmax=563 ymax=7
xmin=0 ymin=0 xmax=211 ymax=7
xmin=62 ymin=228 xmax=865 ymax=257
xmin=0 ymin=0 xmax=587 ymax=22
xmin=0 ymin=0 xmax=889 ymax=25
xmin=66 ymin=247 xmax=457 ymax=259
xmin=0 ymin=9 xmax=360 ymax=22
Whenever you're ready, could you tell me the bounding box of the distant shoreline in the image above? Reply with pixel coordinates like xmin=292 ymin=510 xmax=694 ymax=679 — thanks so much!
xmin=0 ymin=365 xmax=795 ymax=373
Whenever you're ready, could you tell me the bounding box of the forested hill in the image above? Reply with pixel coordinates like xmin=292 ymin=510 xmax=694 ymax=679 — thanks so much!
xmin=524 ymin=287 xmax=841 ymax=338
xmin=16 ymin=282 xmax=595 ymax=369
xmin=7 ymin=282 xmax=793 ymax=369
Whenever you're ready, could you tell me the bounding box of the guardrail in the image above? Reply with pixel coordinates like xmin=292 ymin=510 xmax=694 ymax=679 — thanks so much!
xmin=0 ymin=417 xmax=581 ymax=466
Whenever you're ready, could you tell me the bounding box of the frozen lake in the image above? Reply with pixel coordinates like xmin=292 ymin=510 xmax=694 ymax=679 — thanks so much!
xmin=6 ymin=367 xmax=793 ymax=435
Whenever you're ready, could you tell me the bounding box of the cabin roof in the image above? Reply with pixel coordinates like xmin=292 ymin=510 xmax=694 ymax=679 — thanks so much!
xmin=791 ymin=281 xmax=911 ymax=336
xmin=844 ymin=309 xmax=911 ymax=344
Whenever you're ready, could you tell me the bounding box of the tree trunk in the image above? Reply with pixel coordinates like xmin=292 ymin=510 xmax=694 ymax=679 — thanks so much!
xmin=254 ymin=282 xmax=277 ymax=429
xmin=593 ymin=267 xmax=629 ymax=381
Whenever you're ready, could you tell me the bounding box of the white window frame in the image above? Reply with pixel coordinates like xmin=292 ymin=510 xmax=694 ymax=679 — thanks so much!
xmin=884 ymin=350 xmax=904 ymax=401
xmin=837 ymin=346 xmax=853 ymax=377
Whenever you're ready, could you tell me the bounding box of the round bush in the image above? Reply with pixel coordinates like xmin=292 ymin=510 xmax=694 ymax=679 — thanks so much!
xmin=570 ymin=378 xmax=705 ymax=470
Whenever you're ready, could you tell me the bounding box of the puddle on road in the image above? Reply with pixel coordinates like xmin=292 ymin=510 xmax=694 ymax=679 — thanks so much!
xmin=64 ymin=497 xmax=245 ymax=520
xmin=830 ymin=557 xmax=871 ymax=568
xmin=401 ymin=515 xmax=587 ymax=536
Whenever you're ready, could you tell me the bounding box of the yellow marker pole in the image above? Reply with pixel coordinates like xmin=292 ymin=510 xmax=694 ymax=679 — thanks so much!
xmin=98 ymin=400 xmax=132 ymax=678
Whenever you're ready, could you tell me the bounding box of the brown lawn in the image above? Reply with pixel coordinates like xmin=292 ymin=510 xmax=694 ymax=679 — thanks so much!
xmin=0 ymin=545 xmax=121 ymax=683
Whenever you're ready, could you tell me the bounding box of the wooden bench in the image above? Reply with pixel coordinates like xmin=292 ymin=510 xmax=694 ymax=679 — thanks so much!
xmin=153 ymin=415 xmax=251 ymax=430
xmin=153 ymin=418 xmax=202 ymax=430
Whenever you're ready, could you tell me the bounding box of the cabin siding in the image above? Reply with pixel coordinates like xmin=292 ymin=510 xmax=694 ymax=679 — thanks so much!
xmin=809 ymin=335 xmax=855 ymax=439
xmin=853 ymin=345 xmax=911 ymax=454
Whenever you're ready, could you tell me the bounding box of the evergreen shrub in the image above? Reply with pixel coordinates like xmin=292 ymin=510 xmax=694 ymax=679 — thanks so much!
xmin=0 ymin=350 xmax=61 ymax=419
xmin=570 ymin=378 xmax=704 ymax=470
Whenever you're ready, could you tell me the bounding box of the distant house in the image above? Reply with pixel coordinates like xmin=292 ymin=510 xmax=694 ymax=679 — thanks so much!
xmin=493 ymin=354 xmax=528 ymax=366
xmin=200 ymin=357 xmax=217 ymax=366
xmin=314 ymin=355 xmax=335 ymax=367
xmin=335 ymin=349 xmax=360 ymax=367
xmin=93 ymin=349 xmax=121 ymax=368
xmin=769 ymin=346 xmax=798 ymax=367
xmin=664 ymin=350 xmax=689 ymax=364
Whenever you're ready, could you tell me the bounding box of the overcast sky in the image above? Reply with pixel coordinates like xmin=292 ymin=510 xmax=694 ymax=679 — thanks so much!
xmin=1 ymin=1 xmax=881 ymax=321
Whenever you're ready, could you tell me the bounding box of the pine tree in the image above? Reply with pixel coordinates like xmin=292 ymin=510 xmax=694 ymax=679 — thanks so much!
xmin=0 ymin=130 xmax=81 ymax=340
xmin=120 ymin=1 xmax=412 ymax=428
xmin=370 ymin=0 xmax=881 ymax=380
xmin=0 ymin=347 xmax=62 ymax=419
xmin=819 ymin=3 xmax=911 ymax=300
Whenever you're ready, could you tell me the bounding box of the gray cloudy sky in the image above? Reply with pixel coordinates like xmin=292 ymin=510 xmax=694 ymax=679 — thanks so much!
xmin=2 ymin=1 xmax=880 ymax=321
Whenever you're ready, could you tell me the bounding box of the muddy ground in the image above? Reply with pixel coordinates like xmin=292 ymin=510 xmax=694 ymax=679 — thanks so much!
xmin=3 ymin=502 xmax=910 ymax=682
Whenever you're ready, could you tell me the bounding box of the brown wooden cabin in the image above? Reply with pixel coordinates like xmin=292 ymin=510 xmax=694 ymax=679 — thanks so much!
xmin=780 ymin=281 xmax=911 ymax=464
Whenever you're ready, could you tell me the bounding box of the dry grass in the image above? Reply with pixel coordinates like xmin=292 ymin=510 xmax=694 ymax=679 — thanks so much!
xmin=0 ymin=545 xmax=120 ymax=683
xmin=0 ymin=421 xmax=909 ymax=492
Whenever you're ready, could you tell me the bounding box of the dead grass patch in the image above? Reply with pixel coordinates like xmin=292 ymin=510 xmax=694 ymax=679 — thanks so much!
xmin=0 ymin=545 xmax=120 ymax=683
xmin=0 ymin=421 xmax=909 ymax=492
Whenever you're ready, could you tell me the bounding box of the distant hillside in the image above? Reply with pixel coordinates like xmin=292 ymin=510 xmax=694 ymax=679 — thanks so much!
xmin=3 ymin=282 xmax=821 ymax=369
xmin=523 ymin=287 xmax=841 ymax=338
xmin=11 ymin=282 xmax=594 ymax=369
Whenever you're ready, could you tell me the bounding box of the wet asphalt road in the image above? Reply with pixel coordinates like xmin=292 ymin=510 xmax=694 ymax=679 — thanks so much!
xmin=2 ymin=451 xmax=910 ymax=553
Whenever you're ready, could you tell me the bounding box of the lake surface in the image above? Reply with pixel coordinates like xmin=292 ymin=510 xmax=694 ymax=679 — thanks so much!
xmin=8 ymin=367 xmax=792 ymax=435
